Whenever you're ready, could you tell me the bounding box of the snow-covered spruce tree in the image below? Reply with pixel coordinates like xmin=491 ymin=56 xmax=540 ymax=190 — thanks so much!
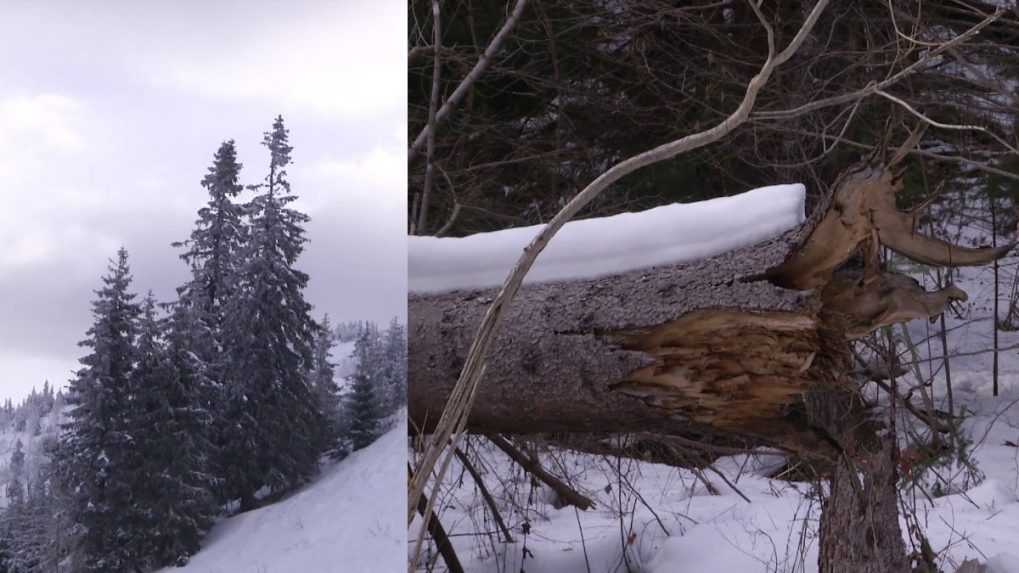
xmin=173 ymin=140 xmax=247 ymax=503
xmin=176 ymin=139 xmax=247 ymax=316
xmin=126 ymin=293 xmax=218 ymax=568
xmin=345 ymin=327 xmax=383 ymax=451
xmin=220 ymin=116 xmax=325 ymax=510
xmin=311 ymin=315 xmax=342 ymax=451
xmin=53 ymin=248 xmax=143 ymax=572
xmin=380 ymin=318 xmax=407 ymax=416
xmin=39 ymin=445 xmax=75 ymax=573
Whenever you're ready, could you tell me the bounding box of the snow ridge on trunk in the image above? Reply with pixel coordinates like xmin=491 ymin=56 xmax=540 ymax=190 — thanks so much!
xmin=409 ymin=184 xmax=805 ymax=293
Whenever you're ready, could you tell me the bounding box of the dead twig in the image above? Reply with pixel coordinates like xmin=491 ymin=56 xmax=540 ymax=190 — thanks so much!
xmin=411 ymin=465 xmax=465 ymax=573
xmin=487 ymin=434 xmax=594 ymax=510
xmin=452 ymin=446 xmax=514 ymax=543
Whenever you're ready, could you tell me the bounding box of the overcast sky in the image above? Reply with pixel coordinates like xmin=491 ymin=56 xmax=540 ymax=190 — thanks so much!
xmin=0 ymin=0 xmax=406 ymax=402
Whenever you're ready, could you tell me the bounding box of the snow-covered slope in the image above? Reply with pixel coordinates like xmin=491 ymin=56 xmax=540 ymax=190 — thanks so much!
xmin=0 ymin=402 xmax=63 ymax=509
xmin=409 ymin=183 xmax=805 ymax=293
xmin=165 ymin=423 xmax=406 ymax=573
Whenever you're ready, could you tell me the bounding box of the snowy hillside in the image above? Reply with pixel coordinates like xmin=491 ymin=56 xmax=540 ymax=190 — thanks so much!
xmin=0 ymin=391 xmax=63 ymax=509
xmin=161 ymin=421 xmax=406 ymax=573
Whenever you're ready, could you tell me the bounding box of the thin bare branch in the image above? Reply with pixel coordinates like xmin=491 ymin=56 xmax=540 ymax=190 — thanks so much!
xmin=753 ymin=7 xmax=1005 ymax=121
xmin=409 ymin=0 xmax=530 ymax=163
xmin=487 ymin=434 xmax=594 ymax=510
xmin=875 ymin=88 xmax=1019 ymax=156
xmin=416 ymin=0 xmax=443 ymax=234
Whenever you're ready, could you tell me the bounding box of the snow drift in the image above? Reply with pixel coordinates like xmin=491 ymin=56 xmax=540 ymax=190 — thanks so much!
xmin=161 ymin=423 xmax=405 ymax=573
xmin=409 ymin=183 xmax=805 ymax=293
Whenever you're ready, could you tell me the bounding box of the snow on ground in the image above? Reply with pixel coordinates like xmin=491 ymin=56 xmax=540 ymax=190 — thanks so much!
xmin=414 ymin=256 xmax=1019 ymax=573
xmin=166 ymin=421 xmax=406 ymax=573
xmin=418 ymin=392 xmax=1019 ymax=573
xmin=409 ymin=184 xmax=805 ymax=293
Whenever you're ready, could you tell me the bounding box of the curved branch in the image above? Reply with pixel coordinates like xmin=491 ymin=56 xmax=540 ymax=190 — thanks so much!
xmin=771 ymin=165 xmax=1018 ymax=290
xmin=878 ymin=225 xmax=1015 ymax=267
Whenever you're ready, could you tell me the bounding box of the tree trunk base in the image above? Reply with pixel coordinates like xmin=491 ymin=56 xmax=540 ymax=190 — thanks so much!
xmin=808 ymin=387 xmax=908 ymax=573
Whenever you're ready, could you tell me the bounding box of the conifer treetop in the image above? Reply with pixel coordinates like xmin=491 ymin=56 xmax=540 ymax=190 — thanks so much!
xmin=262 ymin=115 xmax=293 ymax=197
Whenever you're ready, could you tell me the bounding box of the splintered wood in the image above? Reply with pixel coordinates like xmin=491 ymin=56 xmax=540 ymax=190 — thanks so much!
xmin=614 ymin=311 xmax=818 ymax=428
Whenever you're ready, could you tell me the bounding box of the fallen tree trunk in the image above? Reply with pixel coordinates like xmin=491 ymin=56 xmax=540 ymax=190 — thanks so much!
xmin=410 ymin=220 xmax=822 ymax=449
xmin=410 ymin=165 xmax=998 ymax=454
xmin=410 ymin=161 xmax=1014 ymax=572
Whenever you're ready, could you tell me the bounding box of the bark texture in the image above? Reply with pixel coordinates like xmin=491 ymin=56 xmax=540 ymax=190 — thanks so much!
xmin=805 ymin=383 xmax=909 ymax=572
xmin=819 ymin=442 xmax=909 ymax=572
xmin=409 ymin=220 xmax=821 ymax=450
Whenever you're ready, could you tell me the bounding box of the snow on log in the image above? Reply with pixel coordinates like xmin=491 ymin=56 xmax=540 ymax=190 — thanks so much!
xmin=409 ymin=184 xmax=806 ymax=294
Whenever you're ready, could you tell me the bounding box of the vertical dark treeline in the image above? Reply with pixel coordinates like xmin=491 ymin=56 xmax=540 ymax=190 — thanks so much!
xmin=0 ymin=116 xmax=406 ymax=573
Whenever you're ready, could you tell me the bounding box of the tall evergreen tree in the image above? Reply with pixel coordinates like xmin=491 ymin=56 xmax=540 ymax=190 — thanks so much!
xmin=173 ymin=140 xmax=247 ymax=506
xmin=220 ymin=116 xmax=325 ymax=510
xmin=127 ymin=293 xmax=218 ymax=568
xmin=40 ymin=443 xmax=75 ymax=573
xmin=0 ymin=521 xmax=10 ymax=573
xmin=53 ymin=248 xmax=143 ymax=572
xmin=311 ymin=315 xmax=342 ymax=449
xmin=0 ymin=442 xmax=25 ymax=573
xmin=379 ymin=318 xmax=407 ymax=416
xmin=346 ymin=327 xmax=383 ymax=451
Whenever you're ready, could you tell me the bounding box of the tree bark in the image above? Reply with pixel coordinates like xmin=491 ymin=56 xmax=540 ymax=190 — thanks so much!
xmin=410 ymin=166 xmax=995 ymax=449
xmin=819 ymin=441 xmax=909 ymax=572
xmin=804 ymin=383 xmax=910 ymax=572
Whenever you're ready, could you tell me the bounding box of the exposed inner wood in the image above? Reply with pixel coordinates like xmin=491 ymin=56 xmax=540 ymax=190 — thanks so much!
xmin=597 ymin=164 xmax=1008 ymax=456
xmin=823 ymin=269 xmax=967 ymax=339
xmin=770 ymin=166 xmax=1012 ymax=291
xmin=409 ymin=156 xmax=1017 ymax=573
xmin=610 ymin=310 xmax=835 ymax=454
